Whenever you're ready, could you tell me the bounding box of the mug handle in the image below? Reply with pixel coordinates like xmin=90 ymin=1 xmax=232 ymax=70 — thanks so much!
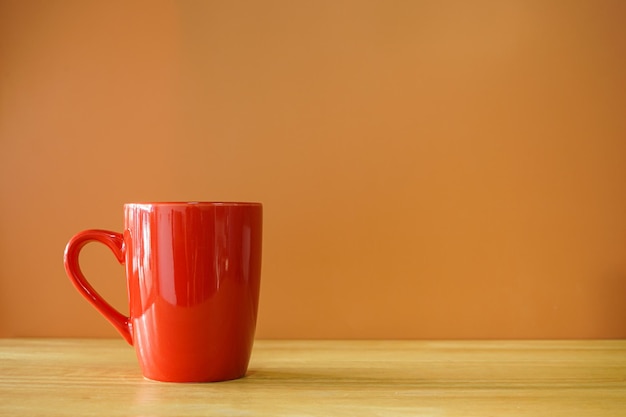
xmin=63 ymin=229 xmax=133 ymax=345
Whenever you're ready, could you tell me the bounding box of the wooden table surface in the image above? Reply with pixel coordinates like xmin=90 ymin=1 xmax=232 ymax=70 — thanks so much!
xmin=1 ymin=339 xmax=625 ymax=416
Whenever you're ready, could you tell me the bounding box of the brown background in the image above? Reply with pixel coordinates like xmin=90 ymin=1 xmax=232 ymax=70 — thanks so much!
xmin=1 ymin=0 xmax=625 ymax=339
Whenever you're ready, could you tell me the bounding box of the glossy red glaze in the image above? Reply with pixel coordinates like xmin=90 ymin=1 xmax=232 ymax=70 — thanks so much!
xmin=64 ymin=202 xmax=262 ymax=382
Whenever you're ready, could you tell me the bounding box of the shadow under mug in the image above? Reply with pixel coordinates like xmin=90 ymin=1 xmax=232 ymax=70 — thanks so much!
xmin=63 ymin=202 xmax=263 ymax=382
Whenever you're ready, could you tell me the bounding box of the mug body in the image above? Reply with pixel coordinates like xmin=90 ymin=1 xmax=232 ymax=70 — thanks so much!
xmin=124 ymin=202 xmax=262 ymax=382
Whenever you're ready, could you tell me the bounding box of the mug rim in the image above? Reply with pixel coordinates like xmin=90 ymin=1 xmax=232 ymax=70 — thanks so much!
xmin=124 ymin=201 xmax=262 ymax=208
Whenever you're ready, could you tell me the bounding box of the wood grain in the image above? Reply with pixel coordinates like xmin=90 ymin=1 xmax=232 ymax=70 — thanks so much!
xmin=1 ymin=339 xmax=625 ymax=416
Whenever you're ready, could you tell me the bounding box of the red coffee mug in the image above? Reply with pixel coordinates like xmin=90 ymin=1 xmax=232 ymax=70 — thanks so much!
xmin=64 ymin=202 xmax=263 ymax=382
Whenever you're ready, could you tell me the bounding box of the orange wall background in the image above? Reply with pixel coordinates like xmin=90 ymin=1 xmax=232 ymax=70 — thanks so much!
xmin=1 ymin=0 xmax=625 ymax=339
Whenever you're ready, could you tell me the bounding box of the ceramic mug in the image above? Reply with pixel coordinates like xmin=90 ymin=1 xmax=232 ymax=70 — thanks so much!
xmin=64 ymin=202 xmax=262 ymax=382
